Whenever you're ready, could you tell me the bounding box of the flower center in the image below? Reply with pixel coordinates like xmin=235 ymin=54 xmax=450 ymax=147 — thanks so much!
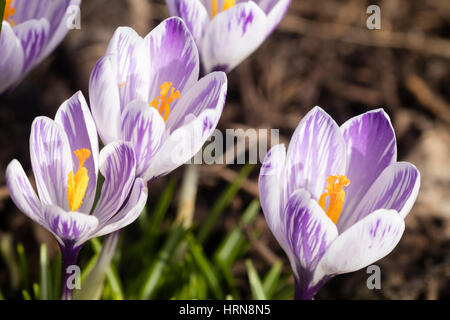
xmin=211 ymin=0 xmax=235 ymax=18
xmin=318 ymin=175 xmax=350 ymax=224
xmin=67 ymin=149 xmax=91 ymax=212
xmin=149 ymin=82 xmax=180 ymax=122
xmin=2 ymin=0 xmax=16 ymax=26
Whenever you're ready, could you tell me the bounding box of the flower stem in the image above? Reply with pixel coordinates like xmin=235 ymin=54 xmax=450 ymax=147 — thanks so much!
xmin=60 ymin=243 xmax=81 ymax=300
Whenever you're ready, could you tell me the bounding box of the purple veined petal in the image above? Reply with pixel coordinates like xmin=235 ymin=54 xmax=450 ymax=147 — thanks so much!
xmin=169 ymin=0 xmax=209 ymax=46
xmin=337 ymin=109 xmax=397 ymax=230
xmin=200 ymin=2 xmax=267 ymax=73
xmin=143 ymin=108 xmax=220 ymax=181
xmin=339 ymin=162 xmax=420 ymax=231
xmin=120 ymin=101 xmax=166 ymax=177
xmin=13 ymin=18 xmax=50 ymax=72
xmin=55 ymin=91 xmax=99 ymax=214
xmin=314 ymin=209 xmax=405 ymax=280
xmin=30 ymin=116 xmax=73 ymax=211
xmin=9 ymin=0 xmax=52 ymax=25
xmin=284 ymin=107 xmax=347 ymax=205
xmin=0 ymin=22 xmax=24 ymax=94
xmin=282 ymin=189 xmax=338 ymax=282
xmin=106 ymin=26 xmax=148 ymax=109
xmin=42 ymin=204 xmax=98 ymax=246
xmin=92 ymin=141 xmax=136 ymax=224
xmin=89 ymin=56 xmax=122 ymax=145
xmin=165 ymin=71 xmax=227 ymax=133
xmin=258 ymin=143 xmax=287 ymax=250
xmin=89 ymin=178 xmax=148 ymax=239
xmin=6 ymin=159 xmax=44 ymax=226
xmin=144 ymin=17 xmax=199 ymax=105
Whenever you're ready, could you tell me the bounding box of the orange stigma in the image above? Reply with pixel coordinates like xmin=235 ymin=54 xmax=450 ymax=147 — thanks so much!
xmin=3 ymin=0 xmax=16 ymax=26
xmin=67 ymin=149 xmax=91 ymax=212
xmin=319 ymin=175 xmax=350 ymax=224
xmin=149 ymin=82 xmax=180 ymax=122
xmin=211 ymin=0 xmax=235 ymax=18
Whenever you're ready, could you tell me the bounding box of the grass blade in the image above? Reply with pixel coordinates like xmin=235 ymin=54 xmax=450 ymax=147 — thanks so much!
xmin=245 ymin=259 xmax=266 ymax=300
xmin=262 ymin=260 xmax=283 ymax=299
xmin=39 ymin=244 xmax=50 ymax=300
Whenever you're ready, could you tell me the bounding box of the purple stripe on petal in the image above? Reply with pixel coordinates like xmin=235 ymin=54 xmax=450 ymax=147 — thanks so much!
xmin=315 ymin=209 xmax=405 ymax=277
xmin=30 ymin=117 xmax=73 ymax=210
xmin=341 ymin=162 xmax=420 ymax=230
xmin=338 ymin=109 xmax=397 ymax=230
xmin=284 ymin=107 xmax=347 ymax=205
xmin=173 ymin=0 xmax=209 ymax=46
xmin=92 ymin=141 xmax=136 ymax=224
xmin=42 ymin=204 xmax=98 ymax=244
xmin=55 ymin=91 xmax=99 ymax=214
xmin=6 ymin=159 xmax=44 ymax=226
xmin=0 ymin=22 xmax=24 ymax=94
xmin=201 ymin=2 xmax=267 ymax=73
xmin=13 ymin=18 xmax=50 ymax=72
xmin=120 ymin=101 xmax=165 ymax=177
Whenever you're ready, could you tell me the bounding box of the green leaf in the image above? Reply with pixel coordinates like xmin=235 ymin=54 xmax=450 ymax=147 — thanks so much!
xmin=138 ymin=224 xmax=185 ymax=299
xmin=186 ymin=233 xmax=223 ymax=299
xmin=0 ymin=0 xmax=5 ymax=36
xmin=39 ymin=244 xmax=50 ymax=300
xmin=245 ymin=259 xmax=266 ymax=300
xmin=51 ymin=251 xmax=62 ymax=300
xmin=262 ymin=260 xmax=283 ymax=299
xmin=198 ymin=164 xmax=253 ymax=244
xmin=22 ymin=290 xmax=32 ymax=300
xmin=16 ymin=243 xmax=30 ymax=291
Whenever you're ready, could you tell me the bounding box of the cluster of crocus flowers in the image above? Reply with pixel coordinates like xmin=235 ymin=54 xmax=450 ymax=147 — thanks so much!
xmin=5 ymin=92 xmax=148 ymax=299
xmin=165 ymin=0 xmax=291 ymax=73
xmin=0 ymin=0 xmax=81 ymax=94
xmin=89 ymin=17 xmax=228 ymax=181
xmin=259 ymin=107 xmax=420 ymax=299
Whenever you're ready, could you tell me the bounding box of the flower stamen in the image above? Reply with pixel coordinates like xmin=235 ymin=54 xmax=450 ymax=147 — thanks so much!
xmin=211 ymin=0 xmax=235 ymax=18
xmin=319 ymin=175 xmax=350 ymax=224
xmin=149 ymin=82 xmax=180 ymax=122
xmin=3 ymin=0 xmax=16 ymax=26
xmin=67 ymin=149 xmax=91 ymax=212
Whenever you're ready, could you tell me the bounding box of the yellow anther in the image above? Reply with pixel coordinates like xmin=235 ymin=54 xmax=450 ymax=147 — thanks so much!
xmin=149 ymin=82 xmax=180 ymax=122
xmin=119 ymin=82 xmax=126 ymax=88
xmin=211 ymin=0 xmax=235 ymax=18
xmin=3 ymin=0 xmax=16 ymax=26
xmin=318 ymin=175 xmax=350 ymax=224
xmin=67 ymin=149 xmax=91 ymax=212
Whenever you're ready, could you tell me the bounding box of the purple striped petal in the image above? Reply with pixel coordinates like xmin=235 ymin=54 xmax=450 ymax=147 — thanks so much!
xmin=165 ymin=71 xmax=227 ymax=132
xmin=106 ymin=27 xmax=147 ymax=109
xmin=42 ymin=204 xmax=98 ymax=245
xmin=40 ymin=0 xmax=81 ymax=59
xmin=258 ymin=144 xmax=287 ymax=249
xmin=13 ymin=18 xmax=50 ymax=72
xmin=337 ymin=109 xmax=397 ymax=230
xmin=315 ymin=209 xmax=404 ymax=278
xmin=283 ymin=190 xmax=338 ymax=278
xmin=10 ymin=0 xmax=52 ymax=24
xmin=260 ymin=0 xmax=290 ymax=34
xmin=284 ymin=107 xmax=347 ymax=205
xmin=167 ymin=0 xmax=209 ymax=45
xmin=5 ymin=159 xmax=43 ymax=225
xmin=0 ymin=22 xmax=24 ymax=94
xmin=89 ymin=56 xmax=122 ymax=145
xmin=144 ymin=17 xmax=199 ymax=103
xmin=92 ymin=142 xmax=136 ymax=224
xmin=143 ymin=72 xmax=227 ymax=181
xmin=55 ymin=91 xmax=99 ymax=214
xmin=120 ymin=101 xmax=165 ymax=177
xmin=91 ymin=178 xmax=148 ymax=238
xmin=340 ymin=162 xmax=420 ymax=230
xmin=200 ymin=2 xmax=267 ymax=73
xmin=30 ymin=117 xmax=72 ymax=210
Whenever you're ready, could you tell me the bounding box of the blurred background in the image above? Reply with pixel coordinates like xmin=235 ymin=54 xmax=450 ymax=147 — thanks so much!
xmin=0 ymin=0 xmax=449 ymax=299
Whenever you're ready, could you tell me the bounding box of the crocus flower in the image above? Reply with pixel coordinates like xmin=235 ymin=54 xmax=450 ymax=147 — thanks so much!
xmin=0 ymin=0 xmax=80 ymax=94
xmin=89 ymin=17 xmax=227 ymax=182
xmin=5 ymin=91 xmax=148 ymax=299
xmin=165 ymin=0 xmax=291 ymax=73
xmin=259 ymin=107 xmax=420 ymax=299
